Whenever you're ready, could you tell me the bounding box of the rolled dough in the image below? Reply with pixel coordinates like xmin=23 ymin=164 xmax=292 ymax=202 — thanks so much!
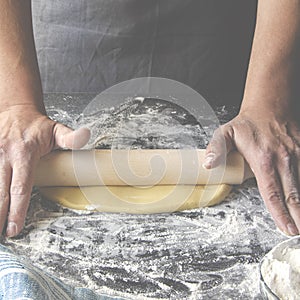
xmin=39 ymin=184 xmax=231 ymax=213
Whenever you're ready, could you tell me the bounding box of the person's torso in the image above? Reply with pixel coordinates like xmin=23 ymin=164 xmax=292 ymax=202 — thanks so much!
xmin=32 ymin=0 xmax=257 ymax=105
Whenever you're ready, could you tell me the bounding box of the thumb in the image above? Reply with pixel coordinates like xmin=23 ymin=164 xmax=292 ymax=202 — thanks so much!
xmin=203 ymin=125 xmax=235 ymax=169
xmin=54 ymin=124 xmax=91 ymax=150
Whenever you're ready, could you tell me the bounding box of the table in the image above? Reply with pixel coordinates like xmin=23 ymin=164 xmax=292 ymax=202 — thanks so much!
xmin=3 ymin=93 xmax=286 ymax=300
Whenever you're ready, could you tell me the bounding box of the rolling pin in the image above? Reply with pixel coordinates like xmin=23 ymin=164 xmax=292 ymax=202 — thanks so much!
xmin=34 ymin=149 xmax=254 ymax=187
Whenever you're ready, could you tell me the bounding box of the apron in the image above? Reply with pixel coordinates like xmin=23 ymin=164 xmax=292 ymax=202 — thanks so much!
xmin=32 ymin=0 xmax=257 ymax=105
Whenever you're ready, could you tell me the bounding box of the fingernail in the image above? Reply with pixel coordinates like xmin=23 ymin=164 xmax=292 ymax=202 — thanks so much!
xmin=287 ymin=223 xmax=299 ymax=236
xmin=202 ymin=153 xmax=215 ymax=169
xmin=6 ymin=222 xmax=18 ymax=238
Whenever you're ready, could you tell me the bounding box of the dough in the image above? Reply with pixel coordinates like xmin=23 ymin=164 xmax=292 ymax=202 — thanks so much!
xmin=39 ymin=184 xmax=231 ymax=213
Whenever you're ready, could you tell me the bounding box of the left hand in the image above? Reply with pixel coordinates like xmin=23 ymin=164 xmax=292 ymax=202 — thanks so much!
xmin=0 ymin=105 xmax=90 ymax=237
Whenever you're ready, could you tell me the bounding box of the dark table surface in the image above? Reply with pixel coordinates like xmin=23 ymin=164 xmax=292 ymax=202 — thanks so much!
xmin=3 ymin=93 xmax=287 ymax=300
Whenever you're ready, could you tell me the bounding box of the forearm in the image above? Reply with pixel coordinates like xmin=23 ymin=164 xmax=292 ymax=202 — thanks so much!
xmin=0 ymin=0 xmax=45 ymax=113
xmin=241 ymin=0 xmax=300 ymax=115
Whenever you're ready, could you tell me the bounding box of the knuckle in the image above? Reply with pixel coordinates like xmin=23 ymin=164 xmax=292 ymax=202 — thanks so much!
xmin=10 ymin=185 xmax=29 ymax=196
xmin=286 ymin=192 xmax=300 ymax=206
xmin=266 ymin=190 xmax=282 ymax=204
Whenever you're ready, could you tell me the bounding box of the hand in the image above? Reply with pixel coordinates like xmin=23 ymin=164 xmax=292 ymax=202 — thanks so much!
xmin=204 ymin=108 xmax=300 ymax=236
xmin=0 ymin=105 xmax=90 ymax=237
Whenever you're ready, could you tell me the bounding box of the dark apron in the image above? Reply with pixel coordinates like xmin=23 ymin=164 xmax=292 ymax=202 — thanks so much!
xmin=32 ymin=0 xmax=257 ymax=105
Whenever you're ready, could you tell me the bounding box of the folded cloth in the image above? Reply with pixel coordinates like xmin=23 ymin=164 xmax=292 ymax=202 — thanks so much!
xmin=0 ymin=244 xmax=122 ymax=300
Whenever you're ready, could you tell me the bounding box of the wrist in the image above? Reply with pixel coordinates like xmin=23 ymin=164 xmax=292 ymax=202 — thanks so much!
xmin=0 ymin=64 xmax=45 ymax=114
xmin=241 ymin=62 xmax=296 ymax=119
xmin=240 ymin=94 xmax=292 ymax=117
xmin=239 ymin=97 xmax=295 ymax=123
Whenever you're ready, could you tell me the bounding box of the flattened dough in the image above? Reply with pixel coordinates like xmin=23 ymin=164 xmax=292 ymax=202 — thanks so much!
xmin=39 ymin=184 xmax=231 ymax=213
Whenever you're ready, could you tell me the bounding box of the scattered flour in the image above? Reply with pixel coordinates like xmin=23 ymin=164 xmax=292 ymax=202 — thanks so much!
xmin=2 ymin=95 xmax=287 ymax=299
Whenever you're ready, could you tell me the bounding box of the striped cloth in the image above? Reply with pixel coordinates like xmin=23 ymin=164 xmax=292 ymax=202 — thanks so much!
xmin=0 ymin=244 xmax=122 ymax=300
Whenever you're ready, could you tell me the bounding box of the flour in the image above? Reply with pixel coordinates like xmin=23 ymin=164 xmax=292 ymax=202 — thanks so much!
xmin=76 ymin=97 xmax=208 ymax=150
xmin=261 ymin=239 xmax=300 ymax=300
xmin=2 ymin=94 xmax=287 ymax=299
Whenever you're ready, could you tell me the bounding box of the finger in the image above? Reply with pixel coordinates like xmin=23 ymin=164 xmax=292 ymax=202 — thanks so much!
xmin=277 ymin=150 xmax=300 ymax=235
xmin=0 ymin=159 xmax=11 ymax=235
xmin=54 ymin=124 xmax=90 ymax=150
xmin=6 ymin=158 xmax=36 ymax=238
xmin=254 ymin=156 xmax=298 ymax=236
xmin=203 ymin=125 xmax=235 ymax=169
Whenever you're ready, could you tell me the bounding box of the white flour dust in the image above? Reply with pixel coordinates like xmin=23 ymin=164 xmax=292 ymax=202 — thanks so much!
xmin=3 ymin=94 xmax=287 ymax=299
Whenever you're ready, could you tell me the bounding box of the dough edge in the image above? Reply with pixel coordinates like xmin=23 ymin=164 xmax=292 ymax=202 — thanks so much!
xmin=39 ymin=184 xmax=232 ymax=213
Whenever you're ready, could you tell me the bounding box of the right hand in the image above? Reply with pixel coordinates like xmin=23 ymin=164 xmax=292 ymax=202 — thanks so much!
xmin=204 ymin=108 xmax=300 ymax=236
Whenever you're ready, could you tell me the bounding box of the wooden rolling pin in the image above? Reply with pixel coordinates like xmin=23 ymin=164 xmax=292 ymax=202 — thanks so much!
xmin=34 ymin=149 xmax=254 ymax=187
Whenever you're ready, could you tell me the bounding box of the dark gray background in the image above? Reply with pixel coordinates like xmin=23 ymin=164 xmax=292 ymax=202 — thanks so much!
xmin=32 ymin=0 xmax=257 ymax=106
